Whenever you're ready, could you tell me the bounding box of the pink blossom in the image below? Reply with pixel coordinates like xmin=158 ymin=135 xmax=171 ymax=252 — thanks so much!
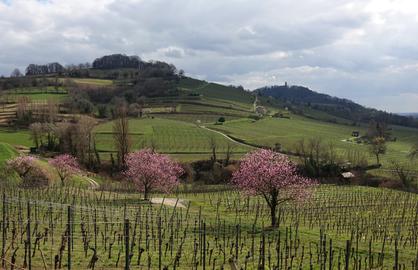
xmin=124 ymin=149 xmax=184 ymax=199
xmin=49 ymin=154 xmax=80 ymax=184
xmin=7 ymin=155 xmax=36 ymax=178
xmin=232 ymin=149 xmax=316 ymax=226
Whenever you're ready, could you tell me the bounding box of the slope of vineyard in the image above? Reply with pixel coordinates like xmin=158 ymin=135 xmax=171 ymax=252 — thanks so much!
xmin=0 ymin=185 xmax=416 ymax=269
xmin=94 ymin=117 xmax=252 ymax=161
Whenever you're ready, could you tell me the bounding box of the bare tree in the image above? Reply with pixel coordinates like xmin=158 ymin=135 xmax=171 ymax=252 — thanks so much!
xmin=148 ymin=137 xmax=157 ymax=152
xmin=10 ymin=68 xmax=23 ymax=77
xmin=224 ymin=142 xmax=234 ymax=166
xmin=29 ymin=122 xmax=44 ymax=149
xmin=74 ymin=116 xmax=96 ymax=166
xmin=295 ymin=138 xmax=323 ymax=176
xmin=113 ymin=105 xmax=131 ymax=168
xmin=390 ymin=160 xmax=416 ymax=191
xmin=47 ymin=98 xmax=59 ymax=123
xmin=410 ymin=143 xmax=418 ymax=160
xmin=369 ymin=137 xmax=386 ymax=165
xmin=208 ymin=136 xmax=217 ymax=163
xmin=16 ymin=96 xmax=31 ymax=122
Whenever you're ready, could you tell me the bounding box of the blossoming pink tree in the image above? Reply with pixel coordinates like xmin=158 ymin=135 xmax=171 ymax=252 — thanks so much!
xmin=232 ymin=149 xmax=316 ymax=227
xmin=49 ymin=154 xmax=80 ymax=185
xmin=7 ymin=155 xmax=36 ymax=178
xmin=124 ymin=149 xmax=184 ymax=200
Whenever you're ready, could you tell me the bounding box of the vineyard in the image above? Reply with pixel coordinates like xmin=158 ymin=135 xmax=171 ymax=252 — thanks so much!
xmin=0 ymin=185 xmax=417 ymax=269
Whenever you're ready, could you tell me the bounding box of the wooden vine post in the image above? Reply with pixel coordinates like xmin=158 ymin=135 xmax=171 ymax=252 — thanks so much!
xmin=27 ymin=201 xmax=32 ymax=270
xmin=67 ymin=205 xmax=72 ymax=270
xmin=1 ymin=193 xmax=5 ymax=268
xmin=124 ymin=218 xmax=130 ymax=270
xmin=158 ymin=215 xmax=162 ymax=270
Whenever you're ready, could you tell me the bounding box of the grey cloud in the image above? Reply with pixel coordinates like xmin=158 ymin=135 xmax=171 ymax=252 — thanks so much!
xmin=0 ymin=0 xmax=418 ymax=112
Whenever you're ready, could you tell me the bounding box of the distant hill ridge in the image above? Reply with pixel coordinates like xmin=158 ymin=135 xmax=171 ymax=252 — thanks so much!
xmin=92 ymin=54 xmax=143 ymax=69
xmin=25 ymin=62 xmax=65 ymax=76
xmin=256 ymin=84 xmax=418 ymax=128
xmin=12 ymin=53 xmax=418 ymax=129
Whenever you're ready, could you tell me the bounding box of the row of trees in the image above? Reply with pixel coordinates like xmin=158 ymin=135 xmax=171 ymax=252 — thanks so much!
xmin=8 ymin=148 xmax=316 ymax=228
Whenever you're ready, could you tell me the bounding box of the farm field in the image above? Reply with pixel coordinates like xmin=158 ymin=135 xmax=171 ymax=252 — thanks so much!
xmin=0 ymin=128 xmax=32 ymax=148
xmin=0 ymin=184 xmax=416 ymax=269
xmin=1 ymin=111 xmax=417 ymax=169
xmin=70 ymin=78 xmax=113 ymax=86
xmin=93 ymin=117 xmax=252 ymax=160
xmin=209 ymin=116 xmax=418 ymax=169
xmin=179 ymin=78 xmax=255 ymax=105
xmin=7 ymin=92 xmax=68 ymax=102
xmin=150 ymin=113 xmax=241 ymax=124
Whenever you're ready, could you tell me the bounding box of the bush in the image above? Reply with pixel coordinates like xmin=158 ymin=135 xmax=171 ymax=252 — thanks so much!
xmin=7 ymin=156 xmax=51 ymax=187
xmin=21 ymin=166 xmax=50 ymax=188
xmin=97 ymin=104 xmax=109 ymax=118
xmin=69 ymin=97 xmax=94 ymax=114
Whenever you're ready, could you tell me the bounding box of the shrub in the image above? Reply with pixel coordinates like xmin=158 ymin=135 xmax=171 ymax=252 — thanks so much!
xmin=7 ymin=156 xmax=50 ymax=187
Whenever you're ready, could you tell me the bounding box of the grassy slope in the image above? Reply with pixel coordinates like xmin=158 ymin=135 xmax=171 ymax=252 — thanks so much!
xmin=0 ymin=128 xmax=32 ymax=147
xmin=70 ymin=78 xmax=113 ymax=85
xmin=179 ymin=77 xmax=254 ymax=108
xmin=0 ymin=143 xmax=18 ymax=163
xmin=210 ymin=115 xmax=418 ymax=169
xmin=94 ymin=117 xmax=252 ymax=161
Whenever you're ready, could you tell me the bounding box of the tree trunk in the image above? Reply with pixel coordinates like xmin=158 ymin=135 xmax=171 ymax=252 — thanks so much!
xmin=376 ymin=154 xmax=380 ymax=165
xmin=270 ymin=203 xmax=277 ymax=227
xmin=269 ymin=191 xmax=278 ymax=227
xmin=143 ymin=186 xmax=149 ymax=201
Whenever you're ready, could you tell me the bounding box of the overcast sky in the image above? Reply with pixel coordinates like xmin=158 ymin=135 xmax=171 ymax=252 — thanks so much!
xmin=1 ymin=0 xmax=418 ymax=112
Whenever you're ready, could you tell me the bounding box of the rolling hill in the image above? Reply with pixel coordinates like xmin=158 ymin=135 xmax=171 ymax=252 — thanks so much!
xmin=257 ymin=84 xmax=418 ymax=128
xmin=1 ymin=55 xmax=417 ymax=179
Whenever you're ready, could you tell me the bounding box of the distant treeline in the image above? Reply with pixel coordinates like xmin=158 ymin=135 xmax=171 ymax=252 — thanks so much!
xmin=257 ymin=85 xmax=418 ymax=128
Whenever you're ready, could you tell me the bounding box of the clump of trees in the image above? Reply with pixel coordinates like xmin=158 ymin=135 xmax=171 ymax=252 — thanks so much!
xmin=29 ymin=116 xmax=99 ymax=169
xmin=232 ymin=149 xmax=316 ymax=227
xmin=294 ymin=138 xmax=343 ymax=177
xmin=124 ymin=149 xmax=184 ymax=200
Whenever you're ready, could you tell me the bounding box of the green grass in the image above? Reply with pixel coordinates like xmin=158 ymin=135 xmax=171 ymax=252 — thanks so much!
xmin=178 ymin=103 xmax=250 ymax=117
xmin=9 ymin=92 xmax=68 ymax=102
xmin=71 ymin=78 xmax=113 ymax=85
xmin=0 ymin=128 xmax=32 ymax=147
xmin=179 ymin=77 xmax=255 ymax=105
xmin=0 ymin=184 xmax=415 ymax=269
xmin=210 ymin=115 xmax=418 ymax=169
xmin=150 ymin=113 xmax=240 ymax=124
xmin=0 ymin=143 xmax=18 ymax=163
xmin=94 ymin=117 xmax=252 ymax=159
xmin=5 ymin=86 xmax=68 ymax=102
xmin=5 ymin=86 xmax=66 ymax=94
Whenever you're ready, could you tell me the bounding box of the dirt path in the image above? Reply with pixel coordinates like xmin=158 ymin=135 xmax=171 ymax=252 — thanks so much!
xmin=84 ymin=176 xmax=100 ymax=189
xmin=199 ymin=125 xmax=256 ymax=149
xmin=150 ymin=198 xmax=187 ymax=208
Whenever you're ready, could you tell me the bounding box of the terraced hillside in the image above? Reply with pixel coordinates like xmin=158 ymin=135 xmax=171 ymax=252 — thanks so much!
xmin=1 ymin=74 xmax=417 ymax=176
